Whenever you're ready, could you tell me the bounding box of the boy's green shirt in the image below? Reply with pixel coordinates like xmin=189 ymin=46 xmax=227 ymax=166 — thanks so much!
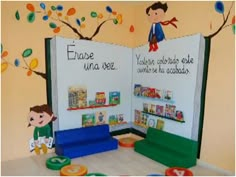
xmin=33 ymin=124 xmax=51 ymax=140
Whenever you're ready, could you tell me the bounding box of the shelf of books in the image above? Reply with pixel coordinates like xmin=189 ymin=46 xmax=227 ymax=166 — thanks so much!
xmin=141 ymin=111 xmax=185 ymax=123
xmin=67 ymin=104 xmax=117 ymax=111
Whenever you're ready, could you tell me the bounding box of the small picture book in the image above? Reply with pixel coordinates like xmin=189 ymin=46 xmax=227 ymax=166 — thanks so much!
xmin=82 ymin=113 xmax=95 ymax=127
xmin=149 ymin=104 xmax=156 ymax=114
xmin=147 ymin=117 xmax=157 ymax=128
xmin=156 ymin=119 xmax=165 ymax=130
xmin=165 ymin=104 xmax=176 ymax=118
xmin=134 ymin=84 xmax=142 ymax=96
xmin=176 ymin=110 xmax=184 ymax=121
xmin=109 ymin=115 xmax=118 ymax=125
xmin=134 ymin=110 xmax=142 ymax=125
xmin=156 ymin=105 xmax=164 ymax=116
xmin=143 ymin=103 xmax=149 ymax=112
xmin=29 ymin=137 xmax=53 ymax=152
xmin=109 ymin=91 xmax=120 ymax=105
xmin=140 ymin=113 xmax=148 ymax=128
xmin=95 ymin=111 xmax=107 ymax=125
xmin=117 ymin=114 xmax=125 ymax=124
xmin=163 ymin=90 xmax=173 ymax=101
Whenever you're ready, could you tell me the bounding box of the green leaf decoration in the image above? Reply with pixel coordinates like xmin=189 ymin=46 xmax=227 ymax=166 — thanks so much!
xmin=1 ymin=44 xmax=3 ymax=54
xmin=51 ymin=6 xmax=56 ymax=11
xmin=91 ymin=11 xmax=97 ymax=18
xmin=27 ymin=12 xmax=35 ymax=23
xmin=22 ymin=48 xmax=32 ymax=58
xmin=81 ymin=17 xmax=85 ymax=22
xmin=232 ymin=24 xmax=235 ymax=34
xmin=15 ymin=10 xmax=20 ymax=20
xmin=113 ymin=18 xmax=118 ymax=24
xmin=49 ymin=22 xmax=57 ymax=29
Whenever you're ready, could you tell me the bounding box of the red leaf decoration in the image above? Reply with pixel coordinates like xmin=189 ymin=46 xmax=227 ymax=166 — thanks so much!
xmin=232 ymin=16 xmax=235 ymax=24
xmin=129 ymin=25 xmax=134 ymax=32
xmin=26 ymin=3 xmax=35 ymax=12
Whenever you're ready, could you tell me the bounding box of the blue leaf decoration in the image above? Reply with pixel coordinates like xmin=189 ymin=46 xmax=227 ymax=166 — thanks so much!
xmin=106 ymin=6 xmax=112 ymax=13
xmin=43 ymin=15 xmax=48 ymax=21
xmin=76 ymin=19 xmax=81 ymax=26
xmin=14 ymin=59 xmax=20 ymax=67
xmin=215 ymin=1 xmax=224 ymax=14
xmin=57 ymin=5 xmax=63 ymax=11
xmin=40 ymin=3 xmax=46 ymax=10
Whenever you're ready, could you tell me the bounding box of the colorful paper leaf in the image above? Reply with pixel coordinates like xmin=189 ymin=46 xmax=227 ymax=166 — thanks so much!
xmin=15 ymin=10 xmax=20 ymax=20
xmin=80 ymin=24 xmax=86 ymax=29
xmin=27 ymin=70 xmax=32 ymax=76
xmin=112 ymin=11 xmax=117 ymax=15
xmin=215 ymin=1 xmax=224 ymax=14
xmin=106 ymin=6 xmax=112 ymax=13
xmin=27 ymin=12 xmax=35 ymax=23
xmin=67 ymin=8 xmax=76 ymax=16
xmin=98 ymin=13 xmax=103 ymax=19
xmin=57 ymin=5 xmax=63 ymax=11
xmin=29 ymin=58 xmax=38 ymax=69
xmin=26 ymin=3 xmax=35 ymax=12
xmin=43 ymin=15 xmax=48 ymax=21
xmin=51 ymin=6 xmax=57 ymax=11
xmin=48 ymin=10 xmax=52 ymax=17
xmin=40 ymin=3 xmax=46 ymax=10
xmin=53 ymin=27 xmax=61 ymax=33
xmin=117 ymin=14 xmax=122 ymax=24
xmin=1 ymin=62 xmax=8 ymax=73
xmin=81 ymin=17 xmax=85 ymax=22
xmin=22 ymin=48 xmax=32 ymax=58
xmin=57 ymin=12 xmax=62 ymax=17
xmin=232 ymin=25 xmax=235 ymax=34
xmin=1 ymin=44 xmax=2 ymax=54
xmin=49 ymin=22 xmax=57 ymax=29
xmin=113 ymin=19 xmax=118 ymax=25
xmin=1 ymin=51 xmax=8 ymax=58
xmin=14 ymin=59 xmax=20 ymax=67
xmin=129 ymin=25 xmax=134 ymax=32
xmin=76 ymin=19 xmax=81 ymax=26
xmin=91 ymin=11 xmax=97 ymax=18
xmin=232 ymin=16 xmax=235 ymax=24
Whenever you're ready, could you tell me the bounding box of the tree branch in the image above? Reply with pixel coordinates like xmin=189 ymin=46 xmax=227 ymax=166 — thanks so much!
xmin=32 ymin=70 xmax=47 ymax=79
xmin=89 ymin=19 xmax=113 ymax=40
xmin=59 ymin=20 xmax=87 ymax=39
xmin=206 ymin=2 xmax=234 ymax=38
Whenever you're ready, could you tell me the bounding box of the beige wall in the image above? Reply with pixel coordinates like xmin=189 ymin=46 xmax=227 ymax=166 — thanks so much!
xmin=1 ymin=1 xmax=235 ymax=173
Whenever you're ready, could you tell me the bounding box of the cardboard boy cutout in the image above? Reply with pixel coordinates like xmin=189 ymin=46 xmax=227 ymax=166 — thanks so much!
xmin=27 ymin=104 xmax=57 ymax=155
xmin=146 ymin=2 xmax=178 ymax=52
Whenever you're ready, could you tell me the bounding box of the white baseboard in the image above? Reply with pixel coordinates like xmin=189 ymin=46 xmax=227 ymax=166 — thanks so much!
xmin=197 ymin=159 xmax=235 ymax=176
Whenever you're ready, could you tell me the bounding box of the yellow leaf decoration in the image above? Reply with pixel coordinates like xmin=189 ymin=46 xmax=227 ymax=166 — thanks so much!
xmin=117 ymin=14 xmax=123 ymax=24
xmin=1 ymin=62 xmax=8 ymax=72
xmin=80 ymin=24 xmax=86 ymax=29
xmin=29 ymin=58 xmax=38 ymax=69
xmin=98 ymin=13 xmax=103 ymax=19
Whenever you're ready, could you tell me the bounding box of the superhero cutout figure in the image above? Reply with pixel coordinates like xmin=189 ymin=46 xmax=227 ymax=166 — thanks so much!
xmin=146 ymin=2 xmax=178 ymax=52
xmin=27 ymin=104 xmax=57 ymax=155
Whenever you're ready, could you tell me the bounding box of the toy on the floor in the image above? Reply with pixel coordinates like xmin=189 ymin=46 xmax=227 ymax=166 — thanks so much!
xmin=118 ymin=137 xmax=138 ymax=148
xmin=85 ymin=172 xmax=107 ymax=176
xmin=55 ymin=124 xmax=118 ymax=158
xmin=60 ymin=164 xmax=88 ymax=176
xmin=46 ymin=156 xmax=71 ymax=170
xmin=134 ymin=127 xmax=198 ymax=168
xmin=165 ymin=167 xmax=193 ymax=176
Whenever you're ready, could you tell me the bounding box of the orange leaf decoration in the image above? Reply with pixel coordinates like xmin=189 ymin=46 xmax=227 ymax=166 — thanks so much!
xmin=80 ymin=24 xmax=86 ymax=29
xmin=232 ymin=16 xmax=235 ymax=24
xmin=98 ymin=13 xmax=103 ymax=19
xmin=53 ymin=27 xmax=61 ymax=33
xmin=1 ymin=51 xmax=8 ymax=58
xmin=112 ymin=11 xmax=117 ymax=15
xmin=1 ymin=62 xmax=8 ymax=73
xmin=67 ymin=8 xmax=76 ymax=16
xmin=27 ymin=70 xmax=32 ymax=76
xmin=26 ymin=3 xmax=35 ymax=12
xmin=48 ymin=10 xmax=52 ymax=17
xmin=57 ymin=12 xmax=62 ymax=17
xmin=130 ymin=25 xmax=135 ymax=32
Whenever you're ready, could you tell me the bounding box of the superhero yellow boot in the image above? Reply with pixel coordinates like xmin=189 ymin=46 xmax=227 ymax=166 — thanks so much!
xmin=34 ymin=145 xmax=40 ymax=155
xmin=41 ymin=143 xmax=48 ymax=154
